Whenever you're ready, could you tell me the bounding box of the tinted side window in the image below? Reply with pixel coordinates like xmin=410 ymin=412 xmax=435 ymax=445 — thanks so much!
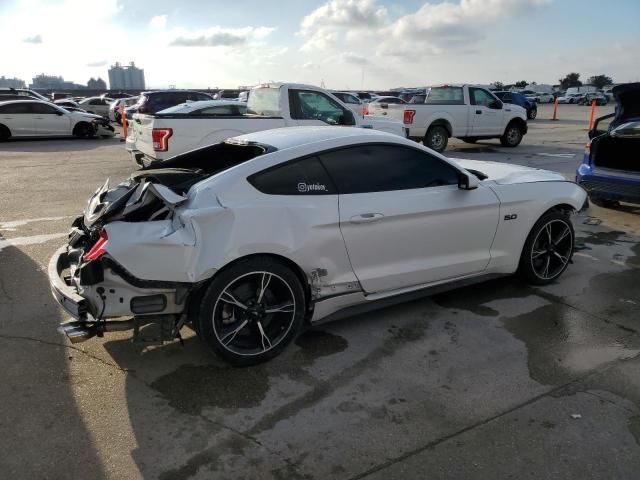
xmin=89 ymin=99 xmax=102 ymax=105
xmin=32 ymin=103 xmax=61 ymax=114
xmin=248 ymin=157 xmax=336 ymax=195
xmin=319 ymin=145 xmax=460 ymax=194
xmin=0 ymin=103 xmax=31 ymax=113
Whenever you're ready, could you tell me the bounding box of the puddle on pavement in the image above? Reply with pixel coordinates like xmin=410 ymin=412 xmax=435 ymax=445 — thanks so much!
xmin=576 ymin=230 xmax=629 ymax=247
xmin=150 ymin=329 xmax=348 ymax=416
xmin=502 ymin=302 xmax=639 ymax=385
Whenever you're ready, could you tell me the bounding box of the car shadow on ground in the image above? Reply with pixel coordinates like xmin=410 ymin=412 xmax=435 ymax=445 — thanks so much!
xmin=0 ymin=136 xmax=122 ymax=153
xmin=0 ymin=235 xmax=106 ymax=478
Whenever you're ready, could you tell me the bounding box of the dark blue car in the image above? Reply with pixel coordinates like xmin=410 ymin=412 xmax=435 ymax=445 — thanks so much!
xmin=494 ymin=91 xmax=537 ymax=120
xmin=576 ymin=83 xmax=640 ymax=207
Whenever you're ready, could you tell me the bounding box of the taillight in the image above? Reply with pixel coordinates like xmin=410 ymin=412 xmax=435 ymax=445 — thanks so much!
xmin=403 ymin=110 xmax=416 ymax=124
xmin=152 ymin=128 xmax=173 ymax=151
xmin=363 ymin=105 xmax=369 ymax=115
xmin=584 ymin=142 xmax=591 ymax=155
xmin=84 ymin=230 xmax=108 ymax=262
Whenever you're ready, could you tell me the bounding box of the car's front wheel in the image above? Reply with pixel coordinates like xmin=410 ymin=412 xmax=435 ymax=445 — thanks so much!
xmin=197 ymin=257 xmax=306 ymax=366
xmin=518 ymin=211 xmax=574 ymax=285
xmin=528 ymin=108 xmax=537 ymax=120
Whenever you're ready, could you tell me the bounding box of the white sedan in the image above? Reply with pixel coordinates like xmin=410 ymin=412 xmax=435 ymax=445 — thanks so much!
xmin=0 ymin=100 xmax=114 ymax=139
xmin=50 ymin=127 xmax=586 ymax=365
xmin=78 ymin=96 xmax=114 ymax=117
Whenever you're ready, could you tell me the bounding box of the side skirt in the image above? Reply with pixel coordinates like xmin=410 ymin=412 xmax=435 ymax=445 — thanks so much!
xmin=311 ymin=273 xmax=509 ymax=325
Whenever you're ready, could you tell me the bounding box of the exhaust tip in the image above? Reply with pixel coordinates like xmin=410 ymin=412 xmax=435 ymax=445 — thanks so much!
xmin=58 ymin=320 xmax=97 ymax=344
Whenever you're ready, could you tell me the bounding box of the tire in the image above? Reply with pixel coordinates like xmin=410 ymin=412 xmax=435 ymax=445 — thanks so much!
xmin=590 ymin=197 xmax=619 ymax=209
xmin=518 ymin=212 xmax=574 ymax=285
xmin=462 ymin=137 xmax=478 ymax=144
xmin=196 ymin=257 xmax=306 ymax=366
xmin=0 ymin=124 xmax=10 ymax=141
xmin=528 ymin=108 xmax=537 ymax=120
xmin=423 ymin=126 xmax=448 ymax=152
xmin=73 ymin=122 xmax=94 ymax=138
xmin=500 ymin=122 xmax=523 ymax=147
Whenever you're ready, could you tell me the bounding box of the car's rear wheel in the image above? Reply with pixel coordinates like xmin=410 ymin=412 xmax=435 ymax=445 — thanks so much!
xmin=197 ymin=257 xmax=306 ymax=366
xmin=500 ymin=122 xmax=523 ymax=147
xmin=518 ymin=212 xmax=574 ymax=285
xmin=0 ymin=124 xmax=10 ymax=141
xmin=424 ymin=126 xmax=448 ymax=152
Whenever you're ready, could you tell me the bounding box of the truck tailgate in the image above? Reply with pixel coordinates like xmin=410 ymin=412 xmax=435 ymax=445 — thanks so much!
xmin=131 ymin=114 xmax=288 ymax=164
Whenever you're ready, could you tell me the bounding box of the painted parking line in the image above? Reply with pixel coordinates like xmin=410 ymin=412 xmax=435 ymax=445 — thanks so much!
xmin=535 ymin=153 xmax=576 ymax=158
xmin=0 ymin=216 xmax=73 ymax=231
xmin=0 ymin=233 xmax=67 ymax=253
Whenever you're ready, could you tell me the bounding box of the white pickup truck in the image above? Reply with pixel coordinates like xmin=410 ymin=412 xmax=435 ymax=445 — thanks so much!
xmin=367 ymin=84 xmax=528 ymax=152
xmin=126 ymin=83 xmax=406 ymax=166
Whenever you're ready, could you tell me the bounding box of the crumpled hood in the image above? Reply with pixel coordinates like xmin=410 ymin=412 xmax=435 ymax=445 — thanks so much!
xmin=452 ymin=158 xmax=566 ymax=185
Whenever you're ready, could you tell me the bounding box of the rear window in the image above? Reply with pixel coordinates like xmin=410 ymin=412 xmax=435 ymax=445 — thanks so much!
xmin=149 ymin=141 xmax=273 ymax=174
xmin=425 ymin=87 xmax=464 ymax=105
xmin=247 ymin=88 xmax=281 ymax=116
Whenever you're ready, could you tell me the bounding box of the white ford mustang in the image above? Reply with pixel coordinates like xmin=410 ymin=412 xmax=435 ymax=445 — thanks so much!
xmin=49 ymin=126 xmax=587 ymax=365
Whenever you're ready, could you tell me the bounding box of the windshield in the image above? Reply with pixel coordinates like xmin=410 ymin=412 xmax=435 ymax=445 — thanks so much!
xmin=246 ymin=88 xmax=281 ymax=116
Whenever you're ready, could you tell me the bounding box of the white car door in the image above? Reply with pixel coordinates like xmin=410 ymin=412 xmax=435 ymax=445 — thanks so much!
xmin=0 ymin=102 xmax=35 ymax=136
xmin=32 ymin=103 xmax=71 ymax=135
xmin=469 ymin=87 xmax=504 ymax=136
xmin=289 ymin=89 xmax=356 ymax=128
xmin=319 ymin=144 xmax=500 ymax=293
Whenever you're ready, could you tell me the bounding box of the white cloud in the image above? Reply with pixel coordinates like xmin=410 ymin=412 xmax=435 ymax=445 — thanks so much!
xmin=170 ymin=26 xmax=275 ymax=47
xmin=149 ymin=14 xmax=167 ymax=29
xmin=23 ymin=34 xmax=42 ymax=44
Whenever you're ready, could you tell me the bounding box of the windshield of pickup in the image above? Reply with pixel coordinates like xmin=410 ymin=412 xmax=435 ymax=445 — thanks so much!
xmin=247 ymin=88 xmax=281 ymax=116
xmin=425 ymin=86 xmax=465 ymax=105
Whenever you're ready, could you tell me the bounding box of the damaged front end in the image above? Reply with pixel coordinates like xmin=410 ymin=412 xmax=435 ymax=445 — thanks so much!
xmin=49 ymin=169 xmax=208 ymax=344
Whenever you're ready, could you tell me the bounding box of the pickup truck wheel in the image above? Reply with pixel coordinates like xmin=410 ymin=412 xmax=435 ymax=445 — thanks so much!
xmin=424 ymin=126 xmax=448 ymax=152
xmin=73 ymin=122 xmax=94 ymax=138
xmin=197 ymin=257 xmax=306 ymax=366
xmin=500 ymin=123 xmax=523 ymax=147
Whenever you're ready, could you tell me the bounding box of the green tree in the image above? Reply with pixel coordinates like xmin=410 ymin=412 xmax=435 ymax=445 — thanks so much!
xmin=493 ymin=81 xmax=504 ymax=90
xmin=514 ymin=80 xmax=528 ymax=88
xmin=588 ymin=74 xmax=613 ymax=89
xmin=559 ymin=73 xmax=582 ymax=90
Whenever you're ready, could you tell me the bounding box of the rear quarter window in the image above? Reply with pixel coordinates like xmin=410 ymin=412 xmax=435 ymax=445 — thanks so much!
xmin=425 ymin=87 xmax=465 ymax=105
xmin=248 ymin=157 xmax=336 ymax=195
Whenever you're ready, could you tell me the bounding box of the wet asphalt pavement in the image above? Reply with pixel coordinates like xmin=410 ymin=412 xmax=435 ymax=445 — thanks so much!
xmin=0 ymin=104 xmax=638 ymax=479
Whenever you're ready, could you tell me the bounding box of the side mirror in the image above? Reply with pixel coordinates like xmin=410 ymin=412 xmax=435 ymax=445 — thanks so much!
xmin=341 ymin=109 xmax=356 ymax=126
xmin=458 ymin=171 xmax=479 ymax=190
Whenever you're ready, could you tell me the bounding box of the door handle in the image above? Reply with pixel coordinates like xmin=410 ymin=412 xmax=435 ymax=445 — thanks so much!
xmin=350 ymin=213 xmax=384 ymax=224
xmin=475 ymin=110 xmax=482 ymax=114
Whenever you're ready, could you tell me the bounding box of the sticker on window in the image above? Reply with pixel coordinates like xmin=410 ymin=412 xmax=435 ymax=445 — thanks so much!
xmin=297 ymin=182 xmax=327 ymax=193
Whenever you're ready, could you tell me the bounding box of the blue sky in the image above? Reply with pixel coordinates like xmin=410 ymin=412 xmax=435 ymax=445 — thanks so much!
xmin=1 ymin=0 xmax=638 ymax=89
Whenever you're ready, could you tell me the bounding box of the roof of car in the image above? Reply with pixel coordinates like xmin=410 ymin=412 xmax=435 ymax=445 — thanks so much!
xmin=158 ymin=100 xmax=245 ymax=113
xmin=229 ymin=126 xmax=408 ymax=151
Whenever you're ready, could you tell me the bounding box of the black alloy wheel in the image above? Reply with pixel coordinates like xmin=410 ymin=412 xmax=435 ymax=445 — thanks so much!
xmin=519 ymin=212 xmax=574 ymax=285
xmin=197 ymin=257 xmax=305 ymax=365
